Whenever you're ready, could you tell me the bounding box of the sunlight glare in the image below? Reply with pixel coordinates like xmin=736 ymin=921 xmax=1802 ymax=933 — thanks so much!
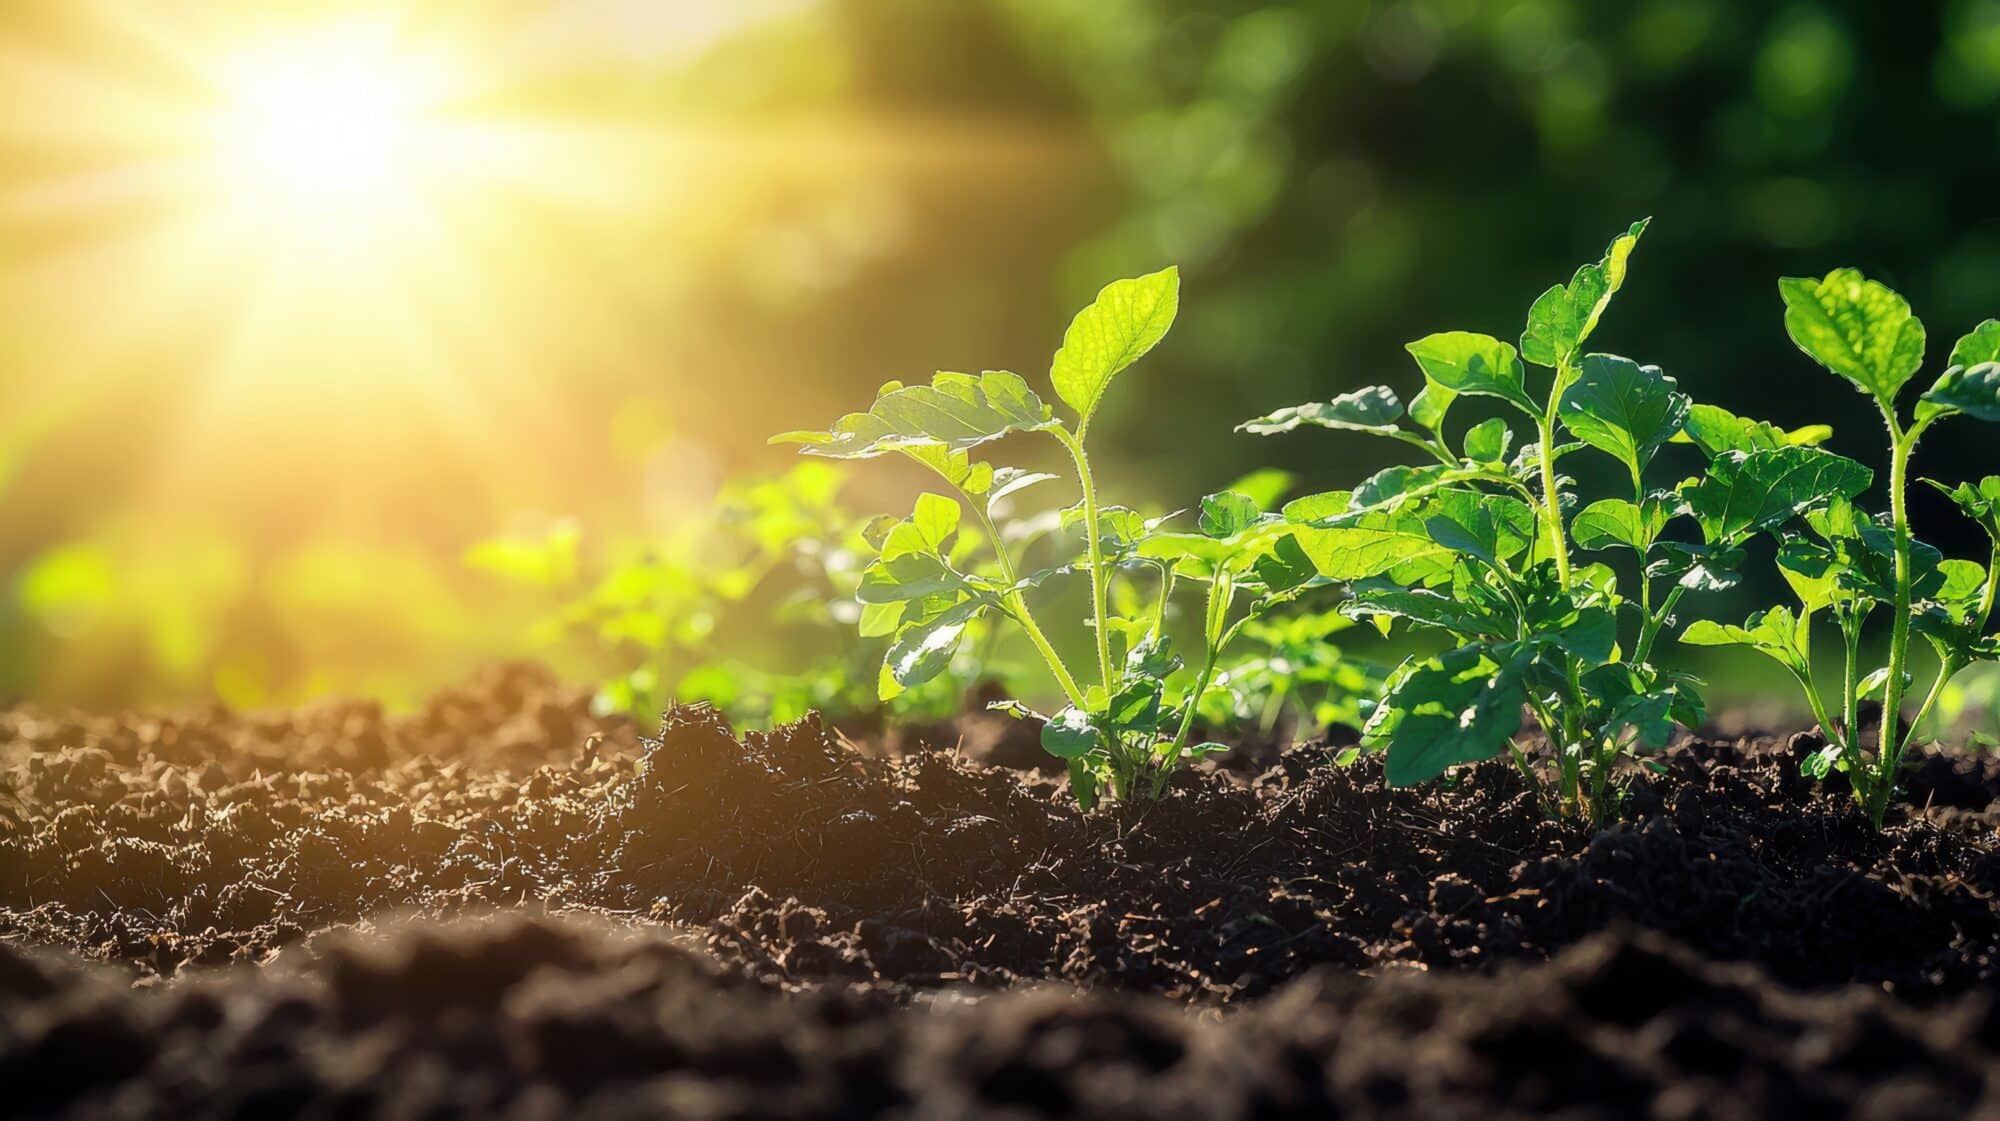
xmin=209 ymin=26 xmax=445 ymax=225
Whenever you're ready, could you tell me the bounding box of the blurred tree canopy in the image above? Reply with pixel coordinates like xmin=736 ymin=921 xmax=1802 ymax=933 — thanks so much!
xmin=4 ymin=0 xmax=1998 ymax=706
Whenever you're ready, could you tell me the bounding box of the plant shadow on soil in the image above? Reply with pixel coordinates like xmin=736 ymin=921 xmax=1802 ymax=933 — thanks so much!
xmin=5 ymin=663 xmax=2000 ymax=1118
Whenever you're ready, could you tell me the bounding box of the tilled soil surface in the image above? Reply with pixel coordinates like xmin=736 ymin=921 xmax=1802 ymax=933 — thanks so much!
xmin=11 ymin=912 xmax=2000 ymax=1121
xmin=4 ymin=663 xmax=2000 ymax=1117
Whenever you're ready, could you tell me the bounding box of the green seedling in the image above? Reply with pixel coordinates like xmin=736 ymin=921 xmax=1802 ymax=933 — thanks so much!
xmin=1682 ymin=272 xmax=2000 ymax=825
xmin=1242 ymin=220 xmax=1850 ymax=824
xmin=775 ymin=269 xmax=1317 ymax=807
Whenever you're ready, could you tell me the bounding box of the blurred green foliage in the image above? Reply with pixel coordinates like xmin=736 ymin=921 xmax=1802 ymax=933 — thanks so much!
xmin=5 ymin=0 xmax=1999 ymax=732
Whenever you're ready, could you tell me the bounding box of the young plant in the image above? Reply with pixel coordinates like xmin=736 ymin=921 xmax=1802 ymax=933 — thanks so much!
xmin=1682 ymin=273 xmax=2000 ymax=825
xmin=468 ymin=463 xmax=978 ymax=726
xmin=773 ymin=269 xmax=1317 ymax=807
xmin=1241 ymin=220 xmax=1837 ymax=824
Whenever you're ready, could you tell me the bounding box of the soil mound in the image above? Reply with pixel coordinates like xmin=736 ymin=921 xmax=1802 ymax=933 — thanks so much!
xmin=5 ymin=664 xmax=1998 ymax=1002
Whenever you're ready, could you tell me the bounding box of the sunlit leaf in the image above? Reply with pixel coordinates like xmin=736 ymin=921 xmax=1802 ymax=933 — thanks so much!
xmin=1683 ymin=446 xmax=1872 ymax=545
xmin=1405 ymin=331 xmax=1536 ymax=415
xmin=1672 ymin=403 xmax=1832 ymax=457
xmin=772 ymin=370 xmax=1057 ymax=457
xmin=1050 ymin=266 xmax=1180 ymax=426
xmin=1556 ymin=354 xmax=1689 ymax=478
xmin=1918 ymin=362 xmax=2000 ymax=423
xmin=1237 ymin=386 xmax=1404 ymax=436
xmin=1519 ymin=218 xmax=1648 ymax=367
xmin=1778 ymin=268 xmax=1928 ymax=404
xmin=1571 ymin=497 xmax=1673 ymax=553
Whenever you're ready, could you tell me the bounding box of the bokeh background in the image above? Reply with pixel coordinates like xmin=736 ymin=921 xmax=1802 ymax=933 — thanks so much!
xmin=3 ymin=0 xmax=1998 ymax=711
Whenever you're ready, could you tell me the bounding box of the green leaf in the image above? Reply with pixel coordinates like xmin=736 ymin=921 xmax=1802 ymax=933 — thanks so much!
xmin=1571 ymin=497 xmax=1673 ymax=553
xmin=1683 ymin=446 xmax=1873 ymax=545
xmin=1065 ymin=759 xmax=1100 ymax=810
xmin=1519 ymin=218 xmax=1648 ymax=367
xmin=906 ymin=492 xmax=960 ymax=551
xmin=1249 ymin=532 xmax=1318 ymax=594
xmin=1293 ymin=491 xmax=1533 ymax=583
xmin=1237 ymin=386 xmax=1404 ymax=436
xmin=1291 ymin=514 xmax=1448 ymax=582
xmin=1348 ymin=463 xmax=1456 ymax=513
xmin=1423 ymin=506 xmax=1509 ymax=573
xmin=1648 ymin=540 xmax=1745 ymax=592
xmin=1041 ymin=706 xmax=1103 ymax=760
xmin=1680 ymin=606 xmax=1809 ymax=673
xmin=1365 ymin=646 xmax=1530 ymax=786
xmin=1949 ymin=319 xmax=2000 ymax=369
xmin=1125 ymin=634 xmax=1183 ymax=678
xmin=1406 ymin=332 xmax=1536 ymax=415
xmin=1672 ymin=403 xmax=1832 ymax=457
xmin=986 ymin=467 xmax=1057 ymax=514
xmin=1774 ymin=538 xmax=1841 ymax=611
xmin=1050 ymin=266 xmax=1180 ymax=426
xmin=1461 ymin=417 xmax=1514 ymax=464
xmin=772 ymin=370 xmax=1056 ymax=456
xmin=1933 ymin=559 xmax=1989 ymax=621
xmin=1833 ymin=523 xmax=1945 ymax=603
xmin=1923 ymin=476 xmax=2000 ymax=542
xmin=1104 ymin=679 xmax=1166 ymax=739
xmin=897 ymin=444 xmax=981 ymax=491
xmin=1556 ymin=354 xmax=1690 ymax=477
xmin=1341 ymin=580 xmax=1511 ymax=637
xmin=1408 ymin=384 xmax=1455 ymax=432
xmin=1551 ymin=606 xmax=1619 ymax=664
xmin=1060 ymin=503 xmax=1168 ymax=555
xmin=1918 ymin=362 xmax=2000 ymax=423
xmin=1778 ymin=269 xmax=1928 ymax=404
xmin=1198 ymin=491 xmax=1263 ymax=538
xmin=885 ymin=600 xmax=985 ymax=688
xmin=1281 ymin=490 xmax=1351 ymax=525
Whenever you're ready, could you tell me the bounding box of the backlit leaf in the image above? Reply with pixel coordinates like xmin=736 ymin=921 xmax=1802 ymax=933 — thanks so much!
xmin=1406 ymin=331 xmax=1537 ymax=415
xmin=1683 ymin=446 xmax=1872 ymax=545
xmin=1919 ymin=362 xmax=2000 ymax=423
xmin=1557 ymin=354 xmax=1689 ymax=477
xmin=1050 ymin=267 xmax=1180 ymax=425
xmin=772 ymin=370 xmax=1056 ymax=456
xmin=1237 ymin=386 xmax=1404 ymax=436
xmin=1519 ymin=218 xmax=1648 ymax=367
xmin=1778 ymin=269 xmax=1928 ymax=404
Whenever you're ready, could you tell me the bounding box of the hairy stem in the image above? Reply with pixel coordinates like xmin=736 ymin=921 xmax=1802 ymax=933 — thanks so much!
xmin=1537 ymin=410 xmax=1574 ymax=590
xmin=1872 ymin=418 xmax=1914 ymax=824
xmin=1840 ymin=613 xmax=1862 ymax=763
xmin=1055 ymin=428 xmax=1116 ymax=700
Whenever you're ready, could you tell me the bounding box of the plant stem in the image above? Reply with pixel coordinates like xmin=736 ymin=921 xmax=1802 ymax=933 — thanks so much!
xmin=1055 ymin=428 xmax=1116 ymax=699
xmin=1872 ymin=418 xmax=1914 ymax=824
xmin=1981 ymin=542 xmax=2000 ymax=627
xmin=965 ymin=497 xmax=1088 ymax=711
xmin=1902 ymin=655 xmax=1962 ymax=758
xmin=1840 ymin=613 xmax=1862 ymax=763
xmin=1539 ymin=361 xmax=1577 ymax=590
xmin=1162 ymin=571 xmax=1232 ymax=773
xmin=1537 ymin=411 xmax=1574 ymax=591
xmin=1634 ymin=585 xmax=1687 ymax=664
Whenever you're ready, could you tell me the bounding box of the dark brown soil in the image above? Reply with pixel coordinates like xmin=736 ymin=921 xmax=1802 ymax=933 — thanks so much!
xmin=5 ymin=663 xmax=2000 ymax=1117
xmin=9 ymin=912 xmax=2000 ymax=1121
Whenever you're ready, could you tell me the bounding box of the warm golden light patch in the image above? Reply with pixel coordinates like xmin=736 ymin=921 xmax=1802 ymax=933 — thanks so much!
xmin=210 ymin=29 xmax=431 ymax=215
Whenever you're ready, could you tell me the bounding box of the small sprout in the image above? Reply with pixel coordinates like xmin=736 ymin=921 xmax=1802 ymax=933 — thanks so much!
xmin=774 ymin=269 xmax=1312 ymax=808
